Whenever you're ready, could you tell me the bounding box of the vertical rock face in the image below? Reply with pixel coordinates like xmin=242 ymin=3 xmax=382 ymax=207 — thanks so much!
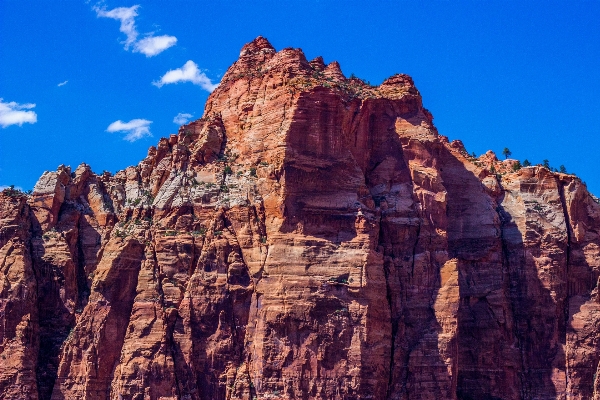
xmin=0 ymin=193 xmax=38 ymax=399
xmin=1 ymin=37 xmax=600 ymax=399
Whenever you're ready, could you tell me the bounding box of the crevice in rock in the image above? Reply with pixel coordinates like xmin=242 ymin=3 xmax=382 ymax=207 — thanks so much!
xmin=99 ymin=240 xmax=144 ymax=398
xmin=410 ymin=221 xmax=421 ymax=278
xmin=251 ymin=202 xmax=269 ymax=278
xmin=75 ymin=215 xmax=91 ymax=312
xmin=379 ymin=214 xmax=397 ymax=399
xmin=26 ymin=210 xmax=45 ymax=400
xmin=556 ymin=177 xmax=572 ymax=390
xmin=166 ymin=312 xmax=182 ymax=399
xmin=32 ymin=228 xmax=76 ymax=400
xmin=150 ymin=238 xmax=182 ymax=399
xmin=496 ymin=202 xmax=527 ymax=398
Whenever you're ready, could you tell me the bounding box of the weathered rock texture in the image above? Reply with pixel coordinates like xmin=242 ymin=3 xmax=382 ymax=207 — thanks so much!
xmin=1 ymin=37 xmax=600 ymax=400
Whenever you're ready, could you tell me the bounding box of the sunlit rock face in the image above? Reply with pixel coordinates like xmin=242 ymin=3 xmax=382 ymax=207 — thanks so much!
xmin=1 ymin=37 xmax=600 ymax=400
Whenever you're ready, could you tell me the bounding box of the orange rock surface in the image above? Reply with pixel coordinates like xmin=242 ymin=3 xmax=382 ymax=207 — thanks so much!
xmin=1 ymin=37 xmax=600 ymax=399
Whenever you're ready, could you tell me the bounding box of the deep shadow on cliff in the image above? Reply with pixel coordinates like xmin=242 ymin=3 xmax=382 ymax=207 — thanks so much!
xmin=1 ymin=37 xmax=600 ymax=400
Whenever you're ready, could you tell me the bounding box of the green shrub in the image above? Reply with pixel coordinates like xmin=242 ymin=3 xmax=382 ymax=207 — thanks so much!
xmin=543 ymin=159 xmax=550 ymax=169
xmin=2 ymin=185 xmax=25 ymax=197
xmin=191 ymin=227 xmax=207 ymax=237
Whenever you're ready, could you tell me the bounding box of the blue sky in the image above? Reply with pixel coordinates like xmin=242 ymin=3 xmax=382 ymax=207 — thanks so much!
xmin=1 ymin=1 xmax=599 ymax=194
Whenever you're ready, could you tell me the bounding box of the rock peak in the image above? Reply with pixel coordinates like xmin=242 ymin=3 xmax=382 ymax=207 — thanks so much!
xmin=309 ymin=56 xmax=326 ymax=71
xmin=323 ymin=60 xmax=346 ymax=80
xmin=239 ymin=36 xmax=276 ymax=57
xmin=381 ymin=73 xmax=415 ymax=88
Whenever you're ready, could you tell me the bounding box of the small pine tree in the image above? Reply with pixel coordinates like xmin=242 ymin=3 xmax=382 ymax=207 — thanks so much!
xmin=543 ymin=159 xmax=550 ymax=169
xmin=559 ymin=165 xmax=567 ymax=174
xmin=512 ymin=161 xmax=522 ymax=172
xmin=502 ymin=148 xmax=512 ymax=159
xmin=523 ymin=159 xmax=531 ymax=167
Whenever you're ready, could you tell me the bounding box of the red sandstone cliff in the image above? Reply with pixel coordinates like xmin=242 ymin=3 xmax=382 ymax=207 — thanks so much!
xmin=1 ymin=37 xmax=600 ymax=400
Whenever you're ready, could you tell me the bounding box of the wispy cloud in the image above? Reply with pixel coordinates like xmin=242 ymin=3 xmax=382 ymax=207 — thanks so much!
xmin=153 ymin=60 xmax=218 ymax=92
xmin=135 ymin=35 xmax=177 ymax=57
xmin=93 ymin=5 xmax=140 ymax=48
xmin=106 ymin=119 xmax=152 ymax=142
xmin=0 ymin=99 xmax=38 ymax=128
xmin=58 ymin=80 xmax=68 ymax=87
xmin=93 ymin=4 xmax=176 ymax=57
xmin=173 ymin=113 xmax=193 ymax=125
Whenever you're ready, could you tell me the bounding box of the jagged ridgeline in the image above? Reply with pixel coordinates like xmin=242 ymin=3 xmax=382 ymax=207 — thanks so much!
xmin=1 ymin=37 xmax=600 ymax=400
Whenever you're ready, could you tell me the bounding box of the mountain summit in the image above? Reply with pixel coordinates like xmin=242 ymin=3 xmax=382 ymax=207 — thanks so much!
xmin=1 ymin=37 xmax=600 ymax=399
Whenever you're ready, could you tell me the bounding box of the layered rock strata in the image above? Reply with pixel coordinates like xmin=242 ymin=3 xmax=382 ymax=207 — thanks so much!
xmin=1 ymin=37 xmax=600 ymax=400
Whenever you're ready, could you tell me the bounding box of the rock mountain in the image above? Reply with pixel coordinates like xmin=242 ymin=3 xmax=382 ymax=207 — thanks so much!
xmin=1 ymin=37 xmax=600 ymax=400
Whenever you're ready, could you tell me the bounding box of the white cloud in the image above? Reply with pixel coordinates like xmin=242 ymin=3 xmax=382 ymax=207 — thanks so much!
xmin=93 ymin=5 xmax=140 ymax=49
xmin=173 ymin=113 xmax=193 ymax=125
xmin=93 ymin=4 xmax=176 ymax=57
xmin=58 ymin=80 xmax=68 ymax=87
xmin=106 ymin=119 xmax=152 ymax=142
xmin=0 ymin=99 xmax=38 ymax=128
xmin=153 ymin=60 xmax=218 ymax=92
xmin=134 ymin=35 xmax=177 ymax=57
